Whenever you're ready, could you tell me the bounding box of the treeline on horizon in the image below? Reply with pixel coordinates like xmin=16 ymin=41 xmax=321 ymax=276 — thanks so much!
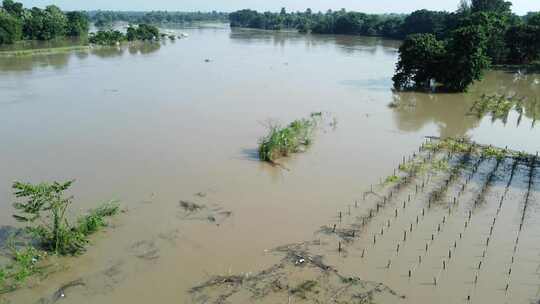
xmin=229 ymin=4 xmax=539 ymax=40
xmin=230 ymin=0 xmax=540 ymax=92
xmin=87 ymin=10 xmax=229 ymax=27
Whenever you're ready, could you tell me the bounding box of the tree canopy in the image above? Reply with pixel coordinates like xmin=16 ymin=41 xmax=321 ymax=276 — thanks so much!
xmin=0 ymin=0 xmax=89 ymax=44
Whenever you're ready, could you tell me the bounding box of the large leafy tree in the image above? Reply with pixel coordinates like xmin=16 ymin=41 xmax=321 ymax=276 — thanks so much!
xmin=402 ymin=9 xmax=452 ymax=39
xmin=24 ymin=6 xmax=67 ymax=40
xmin=441 ymin=25 xmax=491 ymax=92
xmin=0 ymin=9 xmax=22 ymax=44
xmin=471 ymin=0 xmax=512 ymax=14
xmin=459 ymin=12 xmax=512 ymax=63
xmin=393 ymin=33 xmax=446 ymax=90
xmin=2 ymin=0 xmax=23 ymax=17
xmin=65 ymin=11 xmax=89 ymax=36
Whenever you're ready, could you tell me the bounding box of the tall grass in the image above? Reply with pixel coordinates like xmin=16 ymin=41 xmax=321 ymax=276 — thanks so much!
xmin=258 ymin=116 xmax=319 ymax=162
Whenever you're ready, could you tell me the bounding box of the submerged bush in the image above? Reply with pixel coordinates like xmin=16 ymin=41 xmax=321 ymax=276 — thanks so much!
xmin=89 ymin=30 xmax=125 ymax=45
xmin=2 ymin=180 xmax=119 ymax=293
xmin=12 ymin=180 xmax=119 ymax=256
xmin=0 ymin=246 xmax=45 ymax=294
xmin=258 ymin=117 xmax=318 ymax=162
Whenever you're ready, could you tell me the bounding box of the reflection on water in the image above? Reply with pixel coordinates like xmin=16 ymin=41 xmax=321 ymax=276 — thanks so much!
xmin=229 ymin=28 xmax=400 ymax=56
xmin=0 ymin=42 xmax=162 ymax=73
xmin=392 ymin=70 xmax=540 ymax=141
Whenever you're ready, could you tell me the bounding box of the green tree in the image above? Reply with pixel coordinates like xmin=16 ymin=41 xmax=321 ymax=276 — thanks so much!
xmin=460 ymin=12 xmax=511 ymax=63
xmin=12 ymin=180 xmax=86 ymax=255
xmin=471 ymin=0 xmax=512 ymax=14
xmin=2 ymin=0 xmax=23 ymax=17
xmin=526 ymin=12 xmax=540 ymax=26
xmin=42 ymin=5 xmax=67 ymax=39
xmin=24 ymin=6 xmax=67 ymax=40
xmin=505 ymin=25 xmax=540 ymax=64
xmin=65 ymin=11 xmax=89 ymax=36
xmin=393 ymin=33 xmax=446 ymax=90
xmin=0 ymin=9 xmax=22 ymax=44
xmin=441 ymin=25 xmax=490 ymax=92
xmin=402 ymin=10 xmax=452 ymax=39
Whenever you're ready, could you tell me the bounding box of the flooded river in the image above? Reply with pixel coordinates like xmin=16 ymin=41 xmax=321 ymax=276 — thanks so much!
xmin=0 ymin=26 xmax=539 ymax=303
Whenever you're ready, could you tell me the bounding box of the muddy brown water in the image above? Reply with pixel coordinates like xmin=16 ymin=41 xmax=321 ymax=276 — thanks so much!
xmin=0 ymin=27 xmax=539 ymax=303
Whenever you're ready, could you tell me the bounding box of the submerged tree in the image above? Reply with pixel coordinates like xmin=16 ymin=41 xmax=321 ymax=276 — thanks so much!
xmin=393 ymin=33 xmax=446 ymax=90
xmin=441 ymin=25 xmax=490 ymax=92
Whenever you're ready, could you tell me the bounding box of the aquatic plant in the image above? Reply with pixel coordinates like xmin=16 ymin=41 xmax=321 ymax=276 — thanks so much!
xmin=12 ymin=180 xmax=119 ymax=256
xmin=0 ymin=246 xmax=45 ymax=294
xmin=258 ymin=117 xmax=319 ymax=162
xmin=384 ymin=175 xmax=401 ymax=185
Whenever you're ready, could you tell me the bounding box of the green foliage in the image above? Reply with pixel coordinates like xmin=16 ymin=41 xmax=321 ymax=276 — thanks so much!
xmin=392 ymin=33 xmax=446 ymax=90
xmin=505 ymin=25 xmax=540 ymax=64
xmin=394 ymin=25 xmax=489 ymax=92
xmin=76 ymin=201 xmax=119 ymax=235
xmin=441 ymin=25 xmax=491 ymax=92
xmin=0 ymin=9 xmax=22 ymax=44
xmin=526 ymin=12 xmax=540 ymax=26
xmin=0 ymin=1 xmax=89 ymax=45
xmin=88 ymin=10 xmax=228 ymax=27
xmin=432 ymin=159 xmax=450 ymax=171
xmin=12 ymin=180 xmax=118 ymax=256
xmin=384 ymin=175 xmax=401 ymax=185
xmin=471 ymin=0 xmax=512 ymax=14
xmin=89 ymin=29 xmax=125 ymax=45
xmin=0 ymin=246 xmax=45 ymax=294
xmin=402 ymin=9 xmax=455 ymax=39
xmin=127 ymin=24 xmax=159 ymax=41
xmin=66 ymin=11 xmax=89 ymax=36
xmin=482 ymin=146 xmax=506 ymax=160
xmin=24 ymin=5 xmax=68 ymax=40
xmin=258 ymin=117 xmax=318 ymax=162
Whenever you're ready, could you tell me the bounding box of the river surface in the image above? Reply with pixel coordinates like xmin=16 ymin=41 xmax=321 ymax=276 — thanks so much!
xmin=0 ymin=26 xmax=539 ymax=303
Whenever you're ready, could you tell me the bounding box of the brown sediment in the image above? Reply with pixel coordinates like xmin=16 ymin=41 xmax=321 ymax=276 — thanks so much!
xmin=190 ymin=137 xmax=540 ymax=304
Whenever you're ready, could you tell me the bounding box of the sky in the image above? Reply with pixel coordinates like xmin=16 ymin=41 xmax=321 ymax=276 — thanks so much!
xmin=17 ymin=0 xmax=540 ymax=15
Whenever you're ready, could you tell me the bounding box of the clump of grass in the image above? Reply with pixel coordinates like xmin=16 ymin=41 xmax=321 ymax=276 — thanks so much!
xmin=384 ymin=175 xmax=401 ymax=185
xmin=0 ymin=246 xmax=45 ymax=294
xmin=482 ymin=146 xmax=507 ymax=160
xmin=432 ymin=159 xmax=450 ymax=171
xmin=76 ymin=201 xmax=119 ymax=236
xmin=258 ymin=117 xmax=318 ymax=162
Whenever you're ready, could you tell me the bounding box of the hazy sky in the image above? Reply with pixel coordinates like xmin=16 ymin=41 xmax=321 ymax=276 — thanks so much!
xmin=17 ymin=0 xmax=540 ymax=15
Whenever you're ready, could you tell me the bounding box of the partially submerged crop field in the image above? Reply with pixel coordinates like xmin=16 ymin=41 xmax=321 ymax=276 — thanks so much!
xmin=191 ymin=137 xmax=540 ymax=304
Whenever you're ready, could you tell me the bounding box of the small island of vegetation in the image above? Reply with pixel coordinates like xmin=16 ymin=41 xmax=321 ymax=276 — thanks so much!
xmin=89 ymin=24 xmax=161 ymax=46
